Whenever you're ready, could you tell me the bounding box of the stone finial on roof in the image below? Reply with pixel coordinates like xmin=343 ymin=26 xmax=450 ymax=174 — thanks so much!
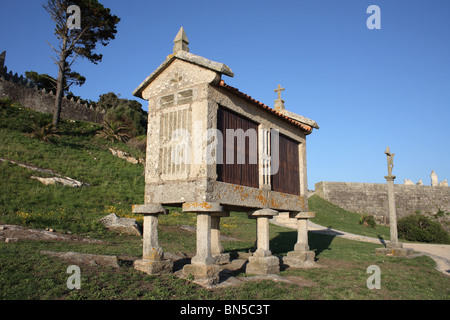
xmin=173 ymin=27 xmax=189 ymax=54
xmin=274 ymin=84 xmax=285 ymax=112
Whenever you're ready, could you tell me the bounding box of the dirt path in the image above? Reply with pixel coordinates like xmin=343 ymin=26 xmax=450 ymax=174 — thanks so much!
xmin=271 ymin=219 xmax=450 ymax=276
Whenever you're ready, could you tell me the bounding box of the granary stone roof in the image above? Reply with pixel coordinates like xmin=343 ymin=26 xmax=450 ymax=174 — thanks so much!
xmin=218 ymin=80 xmax=319 ymax=133
xmin=132 ymin=50 xmax=234 ymax=99
xmin=133 ymin=27 xmax=318 ymax=133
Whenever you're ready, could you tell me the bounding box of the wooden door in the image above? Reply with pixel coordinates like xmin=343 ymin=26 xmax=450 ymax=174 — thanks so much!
xmin=271 ymin=133 xmax=300 ymax=195
xmin=217 ymin=107 xmax=259 ymax=188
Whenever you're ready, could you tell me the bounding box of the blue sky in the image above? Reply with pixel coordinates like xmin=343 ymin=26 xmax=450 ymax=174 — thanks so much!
xmin=1 ymin=0 xmax=449 ymax=189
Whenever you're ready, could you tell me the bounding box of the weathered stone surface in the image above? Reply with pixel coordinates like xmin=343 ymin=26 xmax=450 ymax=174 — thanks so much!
xmin=182 ymin=202 xmax=223 ymax=213
xmin=0 ymin=223 xmax=102 ymax=243
xmin=98 ymin=213 xmax=142 ymax=236
xmin=108 ymin=148 xmax=143 ymax=165
xmin=315 ymin=181 xmax=450 ymax=221
xmin=375 ymin=247 xmax=414 ymax=257
xmin=212 ymin=253 xmax=231 ymax=265
xmin=132 ymin=204 xmax=167 ymax=215
xmin=30 ymin=175 xmax=86 ymax=188
xmin=40 ymin=251 xmax=120 ymax=268
xmin=208 ymin=181 xmax=308 ymax=212
xmin=246 ymin=255 xmax=280 ymax=275
xmin=182 ymin=263 xmax=220 ymax=287
xmin=133 ymin=258 xmax=173 ymax=275
xmin=404 ymin=179 xmax=414 ymax=185
xmin=431 ymin=170 xmax=438 ymax=186
xmin=249 ymin=208 xmax=278 ymax=217
xmin=290 ymin=211 xmax=316 ymax=219
xmin=283 ymin=251 xmax=316 ymax=269
xmin=0 ymin=158 xmax=90 ymax=187
xmin=0 ymin=76 xmax=104 ymax=123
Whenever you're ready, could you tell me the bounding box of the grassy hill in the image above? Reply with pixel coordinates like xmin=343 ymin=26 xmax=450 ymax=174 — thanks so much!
xmin=0 ymin=101 xmax=449 ymax=300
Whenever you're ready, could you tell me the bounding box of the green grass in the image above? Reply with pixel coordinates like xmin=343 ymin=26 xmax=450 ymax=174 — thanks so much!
xmin=0 ymin=104 xmax=145 ymax=236
xmin=309 ymin=195 xmax=391 ymax=240
xmin=0 ymin=103 xmax=449 ymax=300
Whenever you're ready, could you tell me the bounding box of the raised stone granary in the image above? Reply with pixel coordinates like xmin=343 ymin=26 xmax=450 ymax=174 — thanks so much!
xmin=132 ymin=27 xmax=319 ymax=285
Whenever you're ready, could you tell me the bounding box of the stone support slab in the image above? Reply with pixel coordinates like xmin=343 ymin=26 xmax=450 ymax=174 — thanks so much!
xmin=132 ymin=204 xmax=173 ymax=275
xmin=375 ymin=247 xmax=414 ymax=257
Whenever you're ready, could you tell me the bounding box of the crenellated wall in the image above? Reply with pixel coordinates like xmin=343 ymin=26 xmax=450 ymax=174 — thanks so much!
xmin=315 ymin=181 xmax=450 ymax=222
xmin=0 ymin=57 xmax=104 ymax=124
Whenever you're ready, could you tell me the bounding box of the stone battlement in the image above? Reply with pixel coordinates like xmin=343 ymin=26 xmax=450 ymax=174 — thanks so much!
xmin=0 ymin=51 xmax=104 ymax=123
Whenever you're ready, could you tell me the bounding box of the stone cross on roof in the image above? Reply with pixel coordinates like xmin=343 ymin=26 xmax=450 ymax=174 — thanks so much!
xmin=274 ymin=84 xmax=285 ymax=100
xmin=274 ymin=84 xmax=285 ymax=112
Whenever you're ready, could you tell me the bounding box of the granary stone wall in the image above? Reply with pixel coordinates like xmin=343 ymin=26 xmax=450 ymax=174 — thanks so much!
xmin=315 ymin=181 xmax=450 ymax=221
xmin=0 ymin=56 xmax=104 ymax=124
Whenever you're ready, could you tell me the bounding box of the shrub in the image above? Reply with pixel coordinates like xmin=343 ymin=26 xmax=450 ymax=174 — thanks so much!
xmin=359 ymin=213 xmax=376 ymax=228
xmin=25 ymin=119 xmax=60 ymax=143
xmin=397 ymin=215 xmax=450 ymax=244
xmin=97 ymin=119 xmax=131 ymax=143
xmin=104 ymin=104 xmax=147 ymax=137
xmin=0 ymin=97 xmax=13 ymax=109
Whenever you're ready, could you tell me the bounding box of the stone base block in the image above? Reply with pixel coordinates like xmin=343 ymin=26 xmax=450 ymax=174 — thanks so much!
xmin=182 ymin=264 xmax=221 ymax=287
xmin=386 ymin=241 xmax=403 ymax=249
xmin=133 ymin=259 xmax=173 ymax=275
xmin=213 ymin=253 xmax=231 ymax=265
xmin=246 ymin=255 xmax=280 ymax=275
xmin=283 ymin=250 xmax=316 ymax=269
xmin=375 ymin=247 xmax=414 ymax=257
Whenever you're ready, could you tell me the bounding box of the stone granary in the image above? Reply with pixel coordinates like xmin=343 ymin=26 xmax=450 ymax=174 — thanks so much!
xmin=132 ymin=27 xmax=319 ymax=286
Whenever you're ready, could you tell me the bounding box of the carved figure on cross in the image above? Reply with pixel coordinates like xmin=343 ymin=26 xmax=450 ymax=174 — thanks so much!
xmin=385 ymin=146 xmax=395 ymax=177
xmin=274 ymin=84 xmax=285 ymax=100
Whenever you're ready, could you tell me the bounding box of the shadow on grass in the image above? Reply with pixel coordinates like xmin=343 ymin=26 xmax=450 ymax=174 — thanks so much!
xmin=269 ymin=230 xmax=338 ymax=260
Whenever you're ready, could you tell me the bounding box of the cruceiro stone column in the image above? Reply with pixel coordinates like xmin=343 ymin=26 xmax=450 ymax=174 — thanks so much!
xmin=246 ymin=208 xmax=280 ymax=275
xmin=283 ymin=212 xmax=316 ymax=268
xmin=385 ymin=175 xmax=400 ymax=248
xmin=181 ymin=202 xmax=223 ymax=287
xmin=376 ymin=147 xmax=413 ymax=256
xmin=211 ymin=212 xmax=231 ymax=265
xmin=132 ymin=204 xmax=173 ymax=274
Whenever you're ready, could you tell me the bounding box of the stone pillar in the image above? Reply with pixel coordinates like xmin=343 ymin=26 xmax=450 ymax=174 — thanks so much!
xmin=181 ymin=202 xmax=223 ymax=287
xmin=385 ymin=175 xmax=400 ymax=248
xmin=132 ymin=204 xmax=173 ymax=274
xmin=375 ymin=175 xmax=413 ymax=256
xmin=283 ymin=212 xmax=316 ymax=268
xmin=246 ymin=208 xmax=280 ymax=275
xmin=211 ymin=212 xmax=231 ymax=264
